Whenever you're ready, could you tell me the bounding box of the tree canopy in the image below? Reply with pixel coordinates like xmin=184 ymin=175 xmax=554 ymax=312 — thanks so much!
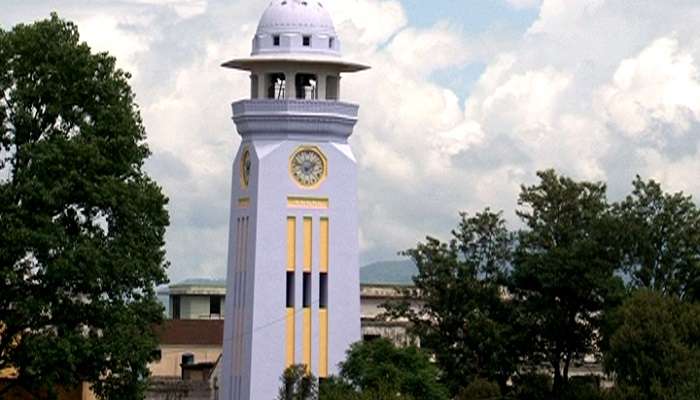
xmin=605 ymin=290 xmax=700 ymax=400
xmin=385 ymin=209 xmax=520 ymax=394
xmin=614 ymin=177 xmax=700 ymax=300
xmin=511 ymin=170 xmax=625 ymax=395
xmin=0 ymin=14 xmax=169 ymax=399
xmin=385 ymin=170 xmax=700 ymax=399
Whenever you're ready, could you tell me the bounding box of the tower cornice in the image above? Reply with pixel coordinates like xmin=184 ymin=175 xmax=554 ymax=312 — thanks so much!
xmin=232 ymin=99 xmax=359 ymax=140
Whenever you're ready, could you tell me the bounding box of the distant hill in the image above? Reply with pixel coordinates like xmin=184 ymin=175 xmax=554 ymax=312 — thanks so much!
xmin=360 ymin=259 xmax=417 ymax=285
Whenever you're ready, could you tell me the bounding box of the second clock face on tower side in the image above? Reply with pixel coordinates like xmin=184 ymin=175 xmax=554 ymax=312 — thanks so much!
xmin=290 ymin=146 xmax=327 ymax=188
xmin=240 ymin=147 xmax=251 ymax=188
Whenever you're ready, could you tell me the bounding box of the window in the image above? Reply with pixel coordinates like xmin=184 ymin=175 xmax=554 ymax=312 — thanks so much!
xmin=273 ymin=35 xmax=281 ymax=46
xmin=329 ymin=37 xmax=335 ymax=49
xmin=303 ymin=272 xmax=311 ymax=308
xmin=363 ymin=334 xmax=381 ymax=342
xmin=295 ymin=73 xmax=318 ymax=100
xmin=267 ymin=73 xmax=286 ymax=99
xmin=210 ymin=295 xmax=221 ymax=315
xmin=181 ymin=353 xmax=195 ymax=366
xmin=172 ymin=295 xmax=181 ymax=320
xmin=286 ymin=271 xmax=295 ymax=308
xmin=303 ymin=36 xmax=311 ymax=46
xmin=319 ymin=273 xmax=328 ymax=309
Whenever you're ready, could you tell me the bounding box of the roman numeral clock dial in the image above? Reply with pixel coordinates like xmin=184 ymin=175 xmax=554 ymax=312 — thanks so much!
xmin=290 ymin=146 xmax=327 ymax=188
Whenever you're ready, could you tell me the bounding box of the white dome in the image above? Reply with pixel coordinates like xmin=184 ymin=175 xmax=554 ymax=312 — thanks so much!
xmin=222 ymin=0 xmax=370 ymax=73
xmin=257 ymin=0 xmax=336 ymax=36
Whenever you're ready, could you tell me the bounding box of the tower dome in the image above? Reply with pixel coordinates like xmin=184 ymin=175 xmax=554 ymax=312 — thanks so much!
xmin=249 ymin=0 xmax=343 ymax=58
xmin=257 ymin=0 xmax=336 ymax=36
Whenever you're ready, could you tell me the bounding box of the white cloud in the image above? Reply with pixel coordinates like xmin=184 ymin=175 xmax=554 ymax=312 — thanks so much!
xmin=506 ymin=0 xmax=542 ymax=10
xmin=597 ymin=37 xmax=700 ymax=137
xmin=6 ymin=0 xmax=700 ymax=281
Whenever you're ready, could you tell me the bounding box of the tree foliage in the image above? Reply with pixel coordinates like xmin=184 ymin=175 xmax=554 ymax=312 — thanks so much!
xmin=604 ymin=290 xmax=700 ymax=400
xmin=384 ymin=170 xmax=700 ymax=399
xmin=0 ymin=14 xmax=169 ymax=399
xmin=340 ymin=338 xmax=448 ymax=400
xmin=318 ymin=338 xmax=448 ymax=400
xmin=511 ymin=169 xmax=625 ymax=395
xmin=613 ymin=177 xmax=700 ymax=300
xmin=385 ymin=209 xmax=519 ymax=394
xmin=278 ymin=365 xmax=318 ymax=400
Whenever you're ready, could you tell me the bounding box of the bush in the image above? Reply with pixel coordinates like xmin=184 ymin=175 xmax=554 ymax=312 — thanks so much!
xmin=458 ymin=379 xmax=502 ymax=400
xmin=511 ymin=373 xmax=551 ymax=400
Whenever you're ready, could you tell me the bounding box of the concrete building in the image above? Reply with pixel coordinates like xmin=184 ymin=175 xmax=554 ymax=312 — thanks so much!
xmin=167 ymin=279 xmax=226 ymax=320
xmin=152 ymin=280 xmax=413 ymax=379
xmin=219 ymin=1 xmax=369 ymax=398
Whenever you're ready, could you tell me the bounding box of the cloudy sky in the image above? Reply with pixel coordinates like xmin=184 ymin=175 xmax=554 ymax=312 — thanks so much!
xmin=4 ymin=0 xmax=700 ymax=283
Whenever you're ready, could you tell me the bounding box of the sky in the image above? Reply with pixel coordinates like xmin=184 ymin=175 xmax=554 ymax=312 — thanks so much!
xmin=3 ymin=0 xmax=700 ymax=284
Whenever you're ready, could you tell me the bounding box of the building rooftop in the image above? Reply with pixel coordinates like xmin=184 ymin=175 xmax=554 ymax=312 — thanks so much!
xmin=155 ymin=320 xmax=224 ymax=346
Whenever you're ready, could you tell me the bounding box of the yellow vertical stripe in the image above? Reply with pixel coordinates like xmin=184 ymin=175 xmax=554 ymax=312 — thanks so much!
xmin=303 ymin=308 xmax=312 ymax=372
xmin=320 ymin=218 xmax=329 ymax=273
xmin=319 ymin=309 xmax=328 ymax=378
xmin=287 ymin=217 xmax=296 ymax=271
xmin=286 ymin=308 xmax=295 ymax=368
xmin=303 ymin=217 xmax=312 ymax=272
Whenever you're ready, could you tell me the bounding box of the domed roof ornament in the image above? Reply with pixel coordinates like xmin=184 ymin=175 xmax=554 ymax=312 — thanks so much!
xmin=222 ymin=0 xmax=369 ymax=73
xmin=257 ymin=0 xmax=336 ymax=36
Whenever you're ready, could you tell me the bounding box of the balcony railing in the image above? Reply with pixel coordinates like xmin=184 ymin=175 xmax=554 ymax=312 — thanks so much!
xmin=232 ymin=99 xmax=358 ymax=119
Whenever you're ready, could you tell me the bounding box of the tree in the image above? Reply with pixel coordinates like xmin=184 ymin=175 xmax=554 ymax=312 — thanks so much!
xmin=457 ymin=378 xmax=501 ymax=400
xmin=385 ymin=209 xmax=519 ymax=394
xmin=328 ymin=338 xmax=448 ymax=400
xmin=278 ymin=365 xmax=318 ymax=400
xmin=613 ymin=177 xmax=700 ymax=301
xmin=0 ymin=14 xmax=169 ymax=399
xmin=511 ymin=170 xmax=624 ymax=397
xmin=605 ymin=290 xmax=700 ymax=400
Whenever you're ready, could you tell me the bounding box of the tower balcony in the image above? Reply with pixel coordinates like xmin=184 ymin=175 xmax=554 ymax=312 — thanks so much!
xmin=232 ymin=99 xmax=359 ymax=141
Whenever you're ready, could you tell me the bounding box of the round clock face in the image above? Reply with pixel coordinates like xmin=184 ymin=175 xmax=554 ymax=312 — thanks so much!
xmin=291 ymin=147 xmax=326 ymax=187
xmin=240 ymin=148 xmax=251 ymax=188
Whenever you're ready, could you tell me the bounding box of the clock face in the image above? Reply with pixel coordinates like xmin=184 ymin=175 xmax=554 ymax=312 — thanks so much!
xmin=290 ymin=147 xmax=326 ymax=187
xmin=240 ymin=148 xmax=251 ymax=188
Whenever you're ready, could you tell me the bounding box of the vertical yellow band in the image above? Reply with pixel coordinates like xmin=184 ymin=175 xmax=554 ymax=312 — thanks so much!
xmin=320 ymin=218 xmax=329 ymax=273
xmin=287 ymin=217 xmax=296 ymax=271
xmin=319 ymin=309 xmax=328 ymax=378
xmin=303 ymin=217 xmax=312 ymax=272
xmin=303 ymin=308 xmax=312 ymax=372
xmin=285 ymin=308 xmax=295 ymax=368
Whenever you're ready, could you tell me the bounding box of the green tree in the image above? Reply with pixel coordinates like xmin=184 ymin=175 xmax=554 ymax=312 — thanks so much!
xmin=457 ymin=378 xmax=501 ymax=400
xmin=613 ymin=177 xmax=700 ymax=301
xmin=337 ymin=338 xmax=448 ymax=400
xmin=278 ymin=365 xmax=318 ymax=400
xmin=385 ymin=209 xmax=519 ymax=394
xmin=0 ymin=14 xmax=169 ymax=399
xmin=605 ymin=290 xmax=700 ymax=400
xmin=511 ymin=170 xmax=624 ymax=397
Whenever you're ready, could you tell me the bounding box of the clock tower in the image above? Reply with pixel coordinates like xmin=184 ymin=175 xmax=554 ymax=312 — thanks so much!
xmin=220 ymin=1 xmax=369 ymax=399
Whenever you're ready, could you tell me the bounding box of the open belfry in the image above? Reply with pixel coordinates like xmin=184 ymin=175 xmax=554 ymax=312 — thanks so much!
xmin=220 ymin=1 xmax=369 ymax=398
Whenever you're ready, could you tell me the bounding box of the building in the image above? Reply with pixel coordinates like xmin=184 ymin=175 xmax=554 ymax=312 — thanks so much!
xmin=151 ymin=319 xmax=225 ymax=378
xmin=168 ymin=279 xmax=226 ymax=320
xmin=219 ymin=1 xmax=369 ymax=399
xmin=152 ymin=280 xmax=414 ymax=379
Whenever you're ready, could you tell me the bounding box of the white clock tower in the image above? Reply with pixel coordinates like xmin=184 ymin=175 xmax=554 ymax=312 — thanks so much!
xmin=220 ymin=1 xmax=369 ymax=399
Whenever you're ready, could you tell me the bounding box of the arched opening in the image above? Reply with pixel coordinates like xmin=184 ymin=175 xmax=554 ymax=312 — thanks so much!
xmin=326 ymin=75 xmax=339 ymax=100
xmin=266 ymin=73 xmax=286 ymax=99
xmin=296 ymin=73 xmax=318 ymax=100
